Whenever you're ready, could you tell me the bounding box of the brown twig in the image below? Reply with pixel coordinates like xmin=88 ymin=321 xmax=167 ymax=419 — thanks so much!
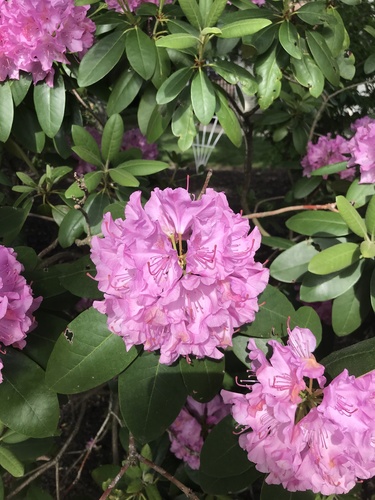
xmin=197 ymin=169 xmax=213 ymax=200
xmin=243 ymin=202 xmax=337 ymax=219
xmin=37 ymin=238 xmax=59 ymax=259
xmin=71 ymin=89 xmax=105 ymax=128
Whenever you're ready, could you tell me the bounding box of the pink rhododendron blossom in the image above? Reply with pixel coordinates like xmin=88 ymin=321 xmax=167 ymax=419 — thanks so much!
xmin=168 ymin=395 xmax=230 ymax=469
xmin=106 ymin=0 xmax=172 ymax=12
xmin=301 ymin=134 xmax=355 ymax=180
xmin=0 ymin=0 xmax=95 ymax=86
xmin=0 ymin=245 xmax=42 ymax=382
xmin=222 ymin=325 xmax=375 ymax=495
xmin=348 ymin=120 xmax=375 ymax=184
xmin=91 ymin=187 xmax=269 ymax=364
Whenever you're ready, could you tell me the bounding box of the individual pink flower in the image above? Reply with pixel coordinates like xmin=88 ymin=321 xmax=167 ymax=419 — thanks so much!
xmin=348 ymin=120 xmax=375 ymax=184
xmin=350 ymin=116 xmax=375 ymax=132
xmin=0 ymin=246 xmax=42 ymax=382
xmin=105 ymin=0 xmax=172 ymax=12
xmin=0 ymin=0 xmax=95 ymax=86
xmin=222 ymin=325 xmax=375 ymax=495
xmin=168 ymin=395 xmax=230 ymax=469
xmin=90 ymin=187 xmax=269 ymax=364
xmin=301 ymin=134 xmax=355 ymax=180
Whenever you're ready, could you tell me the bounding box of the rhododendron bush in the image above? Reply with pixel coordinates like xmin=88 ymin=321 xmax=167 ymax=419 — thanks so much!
xmin=0 ymin=0 xmax=375 ymax=497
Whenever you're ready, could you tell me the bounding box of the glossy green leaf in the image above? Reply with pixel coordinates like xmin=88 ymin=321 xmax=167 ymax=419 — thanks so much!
xmin=286 ymin=211 xmax=349 ymax=237
xmin=255 ymin=46 xmax=282 ymax=109
xmin=1 ymin=429 xmax=29 ymax=444
xmin=108 ymin=167 xmax=140 ymax=187
xmin=322 ymin=8 xmax=346 ymax=58
xmin=360 ymin=240 xmax=375 ymax=259
xmin=216 ymin=89 xmax=242 ymax=147
xmin=78 ymin=31 xmax=125 ymax=87
xmin=213 ymin=60 xmax=257 ymax=92
xmin=126 ymin=29 xmax=156 ymax=80
xmin=178 ymin=0 xmax=203 ymax=29
xmin=365 ymin=195 xmax=375 ymax=238
xmin=156 ymin=67 xmax=193 ymax=105
xmin=171 ymin=101 xmax=197 ymax=151
xmin=180 ymin=357 xmax=225 ymax=402
xmin=0 ymin=206 xmax=30 ymax=243
xmin=306 ymin=30 xmax=340 ymax=86
xmin=10 ymin=74 xmax=32 ymax=107
xmin=261 ymin=483 xmax=315 ymax=500
xmin=295 ymin=2 xmax=328 ymax=25
xmin=332 ymin=274 xmax=371 ymax=336
xmin=289 ymin=306 xmax=322 ymax=346
xmin=146 ymin=102 xmax=174 ymax=143
xmin=270 ymin=239 xmax=319 ymax=283
xmin=0 ymin=349 xmax=59 ymax=438
xmin=292 ymin=177 xmax=321 ymax=199
xmin=279 ymin=21 xmax=302 ymax=59
xmin=261 ymin=237 xmax=295 ymax=250
xmin=191 ymin=69 xmax=216 ymax=125
xmin=336 ymin=195 xmax=368 ymax=238
xmin=71 ymin=125 xmax=102 ymax=167
xmin=107 ymin=69 xmax=143 ymax=115
xmin=322 ymin=337 xmax=375 ymax=378
xmin=364 ymin=53 xmax=375 ymax=75
xmin=155 ymin=33 xmax=198 ymax=50
xmin=118 ymin=352 xmax=187 ymax=443
xmin=0 ymin=81 xmax=14 ymax=142
xmin=58 ymin=209 xmax=85 ymax=248
xmin=310 ymin=161 xmax=348 ymax=177
xmin=152 ymin=46 xmax=171 ymax=89
xmin=12 ymin=106 xmax=45 ymax=153
xmin=200 ymin=467 xmax=261 ymax=496
xmin=58 ymin=255 xmax=102 ymax=299
xmin=219 ymin=18 xmax=271 ymax=38
xmin=46 ymin=308 xmax=137 ymax=394
xmin=101 ymin=114 xmax=124 ymax=163
xmin=244 ymin=23 xmax=278 ymax=55
xmin=205 ymin=0 xmax=227 ymax=27
xmin=337 ymin=50 xmax=355 ymax=80
xmin=241 ymin=285 xmax=295 ymax=338
xmin=308 ymin=242 xmax=361 ymax=275
xmin=33 ymin=76 xmax=65 ymax=138
xmin=0 ymin=446 xmax=24 ymax=477
xmin=291 ymin=54 xmax=324 ymax=98
xmin=300 ymin=260 xmax=364 ymax=302
xmin=115 ymin=159 xmax=169 ymax=175
xmin=346 ymin=179 xmax=375 ymax=208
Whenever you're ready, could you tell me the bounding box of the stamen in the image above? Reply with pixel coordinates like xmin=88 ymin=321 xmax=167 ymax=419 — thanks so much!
xmin=147 ymin=255 xmax=171 ymax=283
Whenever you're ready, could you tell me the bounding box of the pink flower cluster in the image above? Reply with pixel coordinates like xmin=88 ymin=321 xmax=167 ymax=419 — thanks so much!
xmin=91 ymin=187 xmax=269 ymax=364
xmin=169 ymin=395 xmax=230 ymax=469
xmin=105 ymin=0 xmax=172 ymax=12
xmin=0 ymin=0 xmax=95 ymax=86
xmin=0 ymin=246 xmax=42 ymax=382
xmin=222 ymin=325 xmax=375 ymax=495
xmin=75 ymin=127 xmax=158 ymax=175
xmin=301 ymin=116 xmax=375 ymax=184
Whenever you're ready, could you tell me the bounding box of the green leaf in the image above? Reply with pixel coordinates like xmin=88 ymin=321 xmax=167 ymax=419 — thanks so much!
xmin=213 ymin=60 xmax=257 ymax=92
xmin=0 ymin=446 xmax=24 ymax=477
xmin=171 ymin=102 xmax=197 ymax=151
xmin=107 ymin=69 xmax=143 ymax=115
xmin=146 ymin=102 xmax=174 ymax=143
xmin=58 ymin=255 xmax=102 ymax=299
xmin=216 ymin=89 xmax=242 ymax=147
xmin=322 ymin=8 xmax=346 ymax=58
xmin=0 ymin=349 xmax=59 ymax=438
xmin=364 ymin=53 xmax=375 ymax=75
xmin=101 ymin=114 xmax=124 ymax=162
xmin=346 ymin=179 xmax=375 ymax=208
xmin=200 ymin=467 xmax=261 ymax=496
xmin=244 ymin=23 xmax=278 ymax=56
xmin=270 ymin=239 xmax=319 ymax=283
xmin=180 ymin=357 xmax=224 ymax=403
xmin=155 ymin=33 xmax=198 ymax=50
xmin=58 ymin=209 xmax=85 ymax=248
xmin=332 ymin=273 xmax=371 ymax=336
xmin=33 ymin=76 xmax=65 ymax=138
xmin=108 ymin=167 xmax=140 ymax=187
xmin=115 ymin=159 xmax=169 ymax=175
xmin=191 ymin=69 xmax=216 ymax=125
xmin=289 ymin=306 xmax=322 ymax=346
xmin=0 ymin=81 xmax=14 ymax=142
xmin=152 ymin=46 xmax=171 ymax=89
xmin=71 ymin=125 xmax=103 ymax=167
xmin=336 ymin=195 xmax=368 ymax=239
xmin=205 ymin=0 xmax=227 ymax=27
xmin=261 ymin=236 xmax=295 ymax=250
xmin=178 ymin=0 xmax=203 ymax=29
xmin=295 ymin=2 xmax=329 ymax=25
xmin=322 ymin=337 xmax=375 ymax=378
xmin=261 ymin=483 xmax=315 ymax=500
xmin=255 ymin=45 xmax=282 ymax=109
xmin=219 ymin=18 xmax=272 ymax=38
xmin=337 ymin=50 xmax=355 ymax=80
xmin=126 ymin=29 xmax=156 ymax=80
xmin=46 ymin=308 xmax=138 ymax=394
xmin=241 ymin=285 xmax=295 ymax=338
xmin=306 ymin=30 xmax=340 ymax=86
xmin=308 ymin=242 xmax=361 ymax=275
xmin=365 ymin=195 xmax=375 ymax=238
xmin=371 ymin=267 xmax=375 ymax=313
xmin=0 ymin=206 xmax=30 ymax=244
xmin=157 ymin=67 xmax=193 ymax=105
xmin=291 ymin=55 xmax=324 ymax=98
xmin=78 ymin=30 xmax=126 ymax=87
xmin=310 ymin=161 xmax=348 ymax=177
xmin=279 ymin=21 xmax=302 ymax=59
xmin=360 ymin=240 xmax=375 ymax=259
xmin=286 ymin=211 xmax=349 ymax=237
xmin=300 ymin=260 xmax=365 ymax=302
xmin=292 ymin=177 xmax=321 ymax=199
xmin=118 ymin=352 xmax=187 ymax=443
xmin=10 ymin=74 xmax=32 ymax=107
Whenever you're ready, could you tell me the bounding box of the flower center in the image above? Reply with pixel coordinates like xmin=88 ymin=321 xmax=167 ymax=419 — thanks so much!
xmin=170 ymin=233 xmax=187 ymax=271
xmin=295 ymin=379 xmax=323 ymax=424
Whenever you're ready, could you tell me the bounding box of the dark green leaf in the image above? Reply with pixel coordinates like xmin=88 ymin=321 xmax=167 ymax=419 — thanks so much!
xmin=178 ymin=0 xmax=203 ymax=29
xmin=200 ymin=467 xmax=261 ymax=496
xmin=119 ymin=352 xmax=187 ymax=443
xmin=58 ymin=255 xmax=102 ymax=299
xmin=306 ymin=30 xmax=340 ymax=86
xmin=286 ymin=211 xmax=349 ymax=237
xmin=219 ymin=18 xmax=272 ymax=38
xmin=270 ymin=239 xmax=319 ymax=283
xmin=205 ymin=0 xmax=227 ymax=27
xmin=191 ymin=69 xmax=216 ymax=125
xmin=126 ymin=29 xmax=156 ymax=80
xmin=365 ymin=195 xmax=375 ymax=238
xmin=84 ymin=192 xmax=112 ymax=234
xmin=310 ymin=161 xmax=348 ymax=177
xmin=364 ymin=53 xmax=375 ymax=75
xmin=291 ymin=55 xmax=324 ymax=98
xmin=46 ymin=308 xmax=137 ymax=394
xmin=71 ymin=125 xmax=102 ymax=167
xmin=171 ymin=102 xmax=197 ymax=151
xmin=261 ymin=236 xmax=295 ymax=250
xmin=108 ymin=167 xmax=140 ymax=187
xmin=255 ymin=45 xmax=282 ymax=109
xmin=33 ymin=76 xmax=65 ymax=138
xmin=180 ymin=357 xmax=224 ymax=402
xmin=322 ymin=337 xmax=375 ymax=378
xmin=216 ymin=89 xmax=242 ymax=147
xmin=292 ymin=177 xmax=321 ymax=199
xmin=146 ymin=102 xmax=174 ymax=143
xmin=10 ymin=74 xmax=32 ymax=107
xmin=289 ymin=306 xmax=322 ymax=346
xmin=156 ymin=67 xmax=193 ymax=105
xmin=295 ymin=2 xmax=329 ymax=25
xmin=308 ymin=242 xmax=361 ymax=275
xmin=101 ymin=114 xmax=124 ymax=162
xmin=58 ymin=209 xmax=85 ymax=248
xmin=244 ymin=23 xmax=278 ymax=56
xmin=12 ymin=107 xmax=45 ymax=153
xmin=0 ymin=349 xmax=59 ymax=438
xmin=279 ymin=21 xmax=302 ymax=59
xmin=261 ymin=483 xmax=315 ymax=500
xmin=78 ymin=31 xmax=125 ymax=87
xmin=0 ymin=81 xmax=14 ymax=143
xmin=0 ymin=207 xmax=29 ymax=244
xmin=152 ymin=46 xmax=171 ymax=89
xmin=346 ymin=179 xmax=375 ymax=208
xmin=336 ymin=195 xmax=368 ymax=238
xmin=107 ymin=69 xmax=143 ymax=115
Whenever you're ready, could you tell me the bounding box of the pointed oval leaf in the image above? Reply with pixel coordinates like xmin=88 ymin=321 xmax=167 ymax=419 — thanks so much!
xmin=108 ymin=167 xmax=140 ymax=187
xmin=0 ymin=349 xmax=59 ymax=438
xmin=155 ymin=33 xmax=199 ymax=50
xmin=261 ymin=483 xmax=316 ymax=500
xmin=289 ymin=306 xmax=322 ymax=346
xmin=310 ymin=161 xmax=348 ymax=177
xmin=219 ymin=18 xmax=272 ymax=38
xmin=286 ymin=211 xmax=349 ymax=237
xmin=191 ymin=69 xmax=216 ymax=125
xmin=308 ymin=242 xmax=361 ymax=275
xmin=295 ymin=2 xmax=329 ymax=25
xmin=216 ymin=89 xmax=242 ymax=147
xmin=178 ymin=0 xmax=203 ymax=29
xmin=126 ymin=29 xmax=157 ymax=81
xmin=45 ymin=308 xmax=138 ymax=394
xmin=156 ymin=67 xmax=193 ymax=105
xmin=171 ymin=101 xmax=197 ymax=151
xmin=279 ymin=21 xmax=302 ymax=59
xmin=118 ymin=352 xmax=187 ymax=443
xmin=255 ymin=45 xmax=282 ymax=109
xmin=291 ymin=55 xmax=324 ymax=98
xmin=322 ymin=337 xmax=375 ymax=378
xmin=33 ymin=76 xmax=65 ymax=138
xmin=180 ymin=357 xmax=225 ymax=403
xmin=306 ymin=30 xmax=340 ymax=86
xmin=0 ymin=446 xmax=24 ymax=477
xmin=114 ymin=159 xmax=169 ymax=175
xmin=101 ymin=114 xmax=124 ymax=162
xmin=58 ymin=209 xmax=85 ymax=248
xmin=365 ymin=195 xmax=375 ymax=238
xmin=78 ymin=31 xmax=126 ymax=87
xmin=206 ymin=0 xmax=227 ymax=27
xmin=10 ymin=74 xmax=32 ymax=107
xmin=71 ymin=125 xmax=102 ymax=167
xmin=360 ymin=240 xmax=375 ymax=259
xmin=0 ymin=81 xmax=14 ymax=143
xmin=107 ymin=69 xmax=143 ymax=115
xmin=58 ymin=255 xmax=103 ymax=299
xmin=346 ymin=179 xmax=375 ymax=208
xmin=270 ymin=239 xmax=319 ymax=283
xmin=336 ymin=195 xmax=368 ymax=238
xmin=371 ymin=268 xmax=375 ymax=313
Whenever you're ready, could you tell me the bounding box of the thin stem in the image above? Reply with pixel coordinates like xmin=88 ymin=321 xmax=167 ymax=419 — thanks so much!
xmin=37 ymin=238 xmax=59 ymax=259
xmin=197 ymin=169 xmax=213 ymax=200
xmin=71 ymin=89 xmax=105 ymax=128
xmin=243 ymin=202 xmax=337 ymax=219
